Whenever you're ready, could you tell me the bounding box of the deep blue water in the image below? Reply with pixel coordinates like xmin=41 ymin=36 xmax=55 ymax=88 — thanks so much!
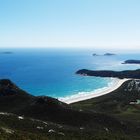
xmin=0 ymin=48 xmax=140 ymax=98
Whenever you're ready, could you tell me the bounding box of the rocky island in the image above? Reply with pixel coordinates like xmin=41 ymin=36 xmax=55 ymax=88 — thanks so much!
xmin=123 ymin=60 xmax=140 ymax=64
xmin=0 ymin=51 xmax=13 ymax=54
xmin=92 ymin=53 xmax=116 ymax=56
xmin=92 ymin=53 xmax=99 ymax=56
xmin=104 ymin=53 xmax=116 ymax=56
xmin=76 ymin=69 xmax=140 ymax=79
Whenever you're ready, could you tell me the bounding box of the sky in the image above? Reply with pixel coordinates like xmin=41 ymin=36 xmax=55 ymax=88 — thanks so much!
xmin=0 ymin=0 xmax=140 ymax=50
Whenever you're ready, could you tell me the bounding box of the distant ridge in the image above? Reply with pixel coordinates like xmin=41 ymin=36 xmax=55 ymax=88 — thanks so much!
xmin=123 ymin=60 xmax=140 ymax=64
xmin=76 ymin=69 xmax=140 ymax=79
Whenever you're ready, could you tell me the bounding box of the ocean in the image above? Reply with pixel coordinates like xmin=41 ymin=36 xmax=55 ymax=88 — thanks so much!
xmin=0 ymin=48 xmax=140 ymax=99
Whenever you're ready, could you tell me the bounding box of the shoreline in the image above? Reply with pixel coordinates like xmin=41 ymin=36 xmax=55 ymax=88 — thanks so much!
xmin=59 ymin=78 xmax=129 ymax=104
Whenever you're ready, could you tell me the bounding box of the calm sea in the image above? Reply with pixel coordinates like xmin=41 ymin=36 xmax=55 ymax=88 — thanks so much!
xmin=0 ymin=48 xmax=139 ymax=98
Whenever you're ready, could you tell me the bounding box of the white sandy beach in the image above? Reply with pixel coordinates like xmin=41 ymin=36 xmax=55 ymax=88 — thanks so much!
xmin=59 ymin=78 xmax=129 ymax=104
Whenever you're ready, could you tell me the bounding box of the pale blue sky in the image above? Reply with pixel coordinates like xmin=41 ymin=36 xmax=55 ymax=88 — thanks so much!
xmin=0 ymin=0 xmax=140 ymax=50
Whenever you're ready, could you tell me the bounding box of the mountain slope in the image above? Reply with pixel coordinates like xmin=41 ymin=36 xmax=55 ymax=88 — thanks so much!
xmin=0 ymin=79 xmax=140 ymax=139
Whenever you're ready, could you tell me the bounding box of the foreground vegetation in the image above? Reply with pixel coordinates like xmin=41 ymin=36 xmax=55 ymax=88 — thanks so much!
xmin=0 ymin=79 xmax=140 ymax=139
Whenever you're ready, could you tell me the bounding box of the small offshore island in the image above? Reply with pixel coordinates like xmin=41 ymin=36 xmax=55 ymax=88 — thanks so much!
xmin=92 ymin=53 xmax=116 ymax=56
xmin=0 ymin=51 xmax=13 ymax=55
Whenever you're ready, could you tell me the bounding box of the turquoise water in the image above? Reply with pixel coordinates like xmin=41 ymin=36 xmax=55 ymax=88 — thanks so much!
xmin=0 ymin=48 xmax=140 ymax=98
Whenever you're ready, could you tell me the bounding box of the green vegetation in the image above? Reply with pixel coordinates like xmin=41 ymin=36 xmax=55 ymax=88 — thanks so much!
xmin=0 ymin=79 xmax=140 ymax=139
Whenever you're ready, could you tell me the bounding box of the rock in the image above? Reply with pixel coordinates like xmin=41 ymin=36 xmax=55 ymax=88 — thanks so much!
xmin=48 ymin=129 xmax=55 ymax=133
xmin=18 ymin=116 xmax=24 ymax=120
xmin=58 ymin=132 xmax=65 ymax=136
xmin=37 ymin=126 xmax=44 ymax=130
xmin=1 ymin=127 xmax=14 ymax=134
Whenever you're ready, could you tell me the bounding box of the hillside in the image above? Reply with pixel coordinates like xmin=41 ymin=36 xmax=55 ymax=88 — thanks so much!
xmin=0 ymin=79 xmax=140 ymax=139
xmin=76 ymin=69 xmax=140 ymax=79
xmin=72 ymin=80 xmax=140 ymax=136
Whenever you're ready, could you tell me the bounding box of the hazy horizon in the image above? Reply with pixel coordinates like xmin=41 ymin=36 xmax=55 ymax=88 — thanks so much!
xmin=0 ymin=46 xmax=140 ymax=54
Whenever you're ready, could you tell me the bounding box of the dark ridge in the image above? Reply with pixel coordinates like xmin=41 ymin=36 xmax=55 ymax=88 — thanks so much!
xmin=123 ymin=60 xmax=140 ymax=64
xmin=76 ymin=69 xmax=140 ymax=79
xmin=0 ymin=79 xmax=20 ymax=96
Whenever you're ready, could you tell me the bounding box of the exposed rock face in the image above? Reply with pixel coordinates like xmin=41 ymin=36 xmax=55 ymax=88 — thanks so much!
xmin=123 ymin=60 xmax=140 ymax=64
xmin=125 ymin=80 xmax=140 ymax=92
xmin=76 ymin=69 xmax=140 ymax=79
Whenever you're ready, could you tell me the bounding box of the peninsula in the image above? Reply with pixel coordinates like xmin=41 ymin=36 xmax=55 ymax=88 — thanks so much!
xmin=76 ymin=69 xmax=140 ymax=79
xmin=123 ymin=60 xmax=140 ymax=64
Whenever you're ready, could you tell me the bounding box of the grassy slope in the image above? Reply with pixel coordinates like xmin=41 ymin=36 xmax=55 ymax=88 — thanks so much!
xmin=0 ymin=113 xmax=133 ymax=140
xmin=0 ymin=79 xmax=140 ymax=139
xmin=71 ymin=80 xmax=140 ymax=116
xmin=71 ymin=80 xmax=140 ymax=139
